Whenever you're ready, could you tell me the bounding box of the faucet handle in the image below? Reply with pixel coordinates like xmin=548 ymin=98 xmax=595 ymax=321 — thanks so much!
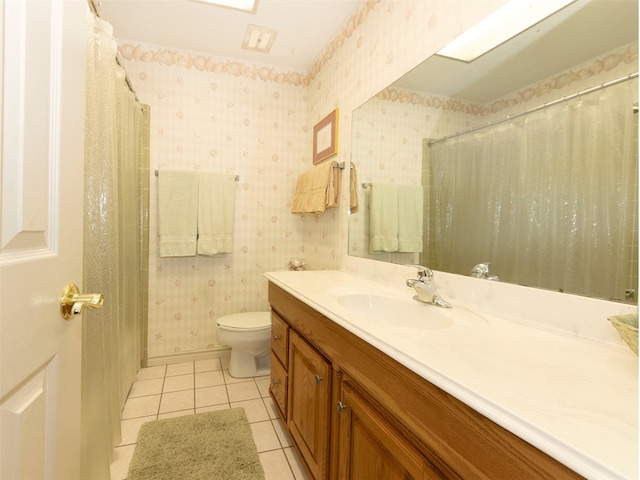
xmin=471 ymin=263 xmax=490 ymax=278
xmin=471 ymin=263 xmax=499 ymax=281
xmin=405 ymin=264 xmax=433 ymax=279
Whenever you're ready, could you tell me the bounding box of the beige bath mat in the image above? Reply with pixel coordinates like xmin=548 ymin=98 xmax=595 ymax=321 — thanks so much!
xmin=127 ymin=408 xmax=265 ymax=480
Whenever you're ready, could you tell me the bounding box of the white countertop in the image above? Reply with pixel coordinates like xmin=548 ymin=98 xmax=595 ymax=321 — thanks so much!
xmin=264 ymin=268 xmax=638 ymax=480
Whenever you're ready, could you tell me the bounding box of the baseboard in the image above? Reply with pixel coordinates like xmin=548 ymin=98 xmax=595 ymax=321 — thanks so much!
xmin=146 ymin=346 xmax=231 ymax=367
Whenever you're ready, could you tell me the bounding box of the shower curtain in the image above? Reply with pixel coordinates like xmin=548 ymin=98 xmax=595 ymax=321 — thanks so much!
xmin=81 ymin=12 xmax=150 ymax=480
xmin=426 ymin=79 xmax=637 ymax=301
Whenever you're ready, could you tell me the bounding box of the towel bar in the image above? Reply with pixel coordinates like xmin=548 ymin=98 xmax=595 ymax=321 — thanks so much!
xmin=155 ymin=170 xmax=239 ymax=181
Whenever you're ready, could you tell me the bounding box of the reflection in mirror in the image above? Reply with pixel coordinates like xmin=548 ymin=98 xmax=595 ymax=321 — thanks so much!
xmin=349 ymin=0 xmax=638 ymax=303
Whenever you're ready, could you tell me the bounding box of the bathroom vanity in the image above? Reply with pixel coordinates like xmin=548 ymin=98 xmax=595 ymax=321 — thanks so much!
xmin=265 ymin=268 xmax=638 ymax=480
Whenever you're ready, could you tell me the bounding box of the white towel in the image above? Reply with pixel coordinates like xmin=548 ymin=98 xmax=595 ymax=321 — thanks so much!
xmin=197 ymin=173 xmax=236 ymax=256
xmin=398 ymin=185 xmax=423 ymax=253
xmin=369 ymin=184 xmax=399 ymax=252
xmin=158 ymin=171 xmax=199 ymax=257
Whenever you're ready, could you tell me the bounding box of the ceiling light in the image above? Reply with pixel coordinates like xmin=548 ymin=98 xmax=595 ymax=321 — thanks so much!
xmin=190 ymin=0 xmax=258 ymax=14
xmin=437 ymin=0 xmax=576 ymax=62
xmin=242 ymin=25 xmax=278 ymax=53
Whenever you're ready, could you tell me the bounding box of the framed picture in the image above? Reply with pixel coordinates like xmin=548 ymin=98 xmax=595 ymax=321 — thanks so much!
xmin=312 ymin=108 xmax=339 ymax=164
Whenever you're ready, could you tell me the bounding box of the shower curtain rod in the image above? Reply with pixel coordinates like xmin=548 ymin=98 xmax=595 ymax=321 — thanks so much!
xmin=428 ymin=72 xmax=639 ymax=146
xmin=87 ymin=0 xmax=142 ymax=106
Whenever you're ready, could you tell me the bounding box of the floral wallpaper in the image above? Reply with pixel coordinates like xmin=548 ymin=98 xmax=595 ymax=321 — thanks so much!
xmin=120 ymin=56 xmax=311 ymax=357
xmin=118 ymin=0 xmax=512 ymax=360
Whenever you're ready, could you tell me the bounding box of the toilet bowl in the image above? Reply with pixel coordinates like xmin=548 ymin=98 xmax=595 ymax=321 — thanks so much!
xmin=216 ymin=312 xmax=271 ymax=378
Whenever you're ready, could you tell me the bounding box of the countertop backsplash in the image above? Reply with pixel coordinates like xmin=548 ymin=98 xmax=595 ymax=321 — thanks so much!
xmin=341 ymin=255 xmax=637 ymax=347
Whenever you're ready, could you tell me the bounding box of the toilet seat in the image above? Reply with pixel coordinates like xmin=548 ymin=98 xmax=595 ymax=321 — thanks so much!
xmin=216 ymin=312 xmax=271 ymax=332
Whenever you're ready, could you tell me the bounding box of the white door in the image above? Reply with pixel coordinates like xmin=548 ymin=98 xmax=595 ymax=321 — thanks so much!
xmin=0 ymin=1 xmax=89 ymax=479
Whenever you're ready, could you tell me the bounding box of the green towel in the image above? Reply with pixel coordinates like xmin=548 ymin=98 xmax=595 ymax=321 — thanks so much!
xmin=369 ymin=184 xmax=399 ymax=252
xmin=398 ymin=184 xmax=423 ymax=253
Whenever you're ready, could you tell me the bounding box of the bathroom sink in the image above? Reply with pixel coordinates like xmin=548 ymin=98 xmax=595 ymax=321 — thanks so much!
xmin=337 ymin=293 xmax=454 ymax=330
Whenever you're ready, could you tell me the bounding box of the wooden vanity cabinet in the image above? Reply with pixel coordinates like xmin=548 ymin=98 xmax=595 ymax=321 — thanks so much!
xmin=336 ymin=376 xmax=444 ymax=480
xmin=288 ymin=330 xmax=332 ymax=480
xmin=269 ymin=308 xmax=332 ymax=480
xmin=269 ymin=351 xmax=287 ymax=419
xmin=268 ymin=282 xmax=583 ymax=480
xmin=269 ymin=311 xmax=289 ymax=419
xmin=271 ymin=311 xmax=289 ymax=366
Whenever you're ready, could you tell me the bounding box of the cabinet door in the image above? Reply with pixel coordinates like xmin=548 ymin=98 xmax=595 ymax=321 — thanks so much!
xmin=269 ymin=352 xmax=288 ymax=420
xmin=271 ymin=311 xmax=289 ymax=367
xmin=337 ymin=379 xmax=444 ymax=480
xmin=288 ymin=330 xmax=332 ymax=480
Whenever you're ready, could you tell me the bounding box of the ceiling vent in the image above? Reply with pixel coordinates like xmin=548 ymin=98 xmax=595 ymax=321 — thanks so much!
xmin=242 ymin=24 xmax=278 ymax=53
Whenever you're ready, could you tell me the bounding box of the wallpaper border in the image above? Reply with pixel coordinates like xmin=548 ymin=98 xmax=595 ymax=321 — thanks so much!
xmin=378 ymin=45 xmax=638 ymax=116
xmin=117 ymin=0 xmax=381 ymax=87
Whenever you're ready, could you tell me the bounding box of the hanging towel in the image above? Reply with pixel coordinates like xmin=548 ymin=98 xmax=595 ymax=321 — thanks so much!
xmin=291 ymin=162 xmax=341 ymax=214
xmin=369 ymin=184 xmax=399 ymax=252
xmin=197 ymin=173 xmax=236 ymax=256
xmin=349 ymin=162 xmax=359 ymax=213
xmin=398 ymin=185 xmax=423 ymax=253
xmin=158 ymin=170 xmax=199 ymax=257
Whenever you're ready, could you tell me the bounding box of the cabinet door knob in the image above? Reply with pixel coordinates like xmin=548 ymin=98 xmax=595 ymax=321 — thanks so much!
xmin=314 ymin=375 xmax=323 ymax=385
xmin=336 ymin=401 xmax=347 ymax=413
xmin=272 ymin=378 xmax=279 ymax=386
xmin=273 ymin=334 xmax=281 ymax=340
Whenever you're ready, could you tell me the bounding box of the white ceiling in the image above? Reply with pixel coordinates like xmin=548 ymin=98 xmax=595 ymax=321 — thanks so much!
xmin=97 ymin=0 xmax=362 ymax=71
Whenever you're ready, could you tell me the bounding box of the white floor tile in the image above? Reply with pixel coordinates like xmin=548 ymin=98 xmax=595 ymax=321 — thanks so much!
xmin=223 ymin=369 xmax=251 ymax=384
xmin=195 ymin=358 xmax=222 ymax=372
xmin=162 ymin=373 xmax=194 ymax=392
xmin=232 ymin=398 xmax=270 ymax=423
xmin=227 ymin=380 xmax=261 ymax=402
xmin=118 ymin=415 xmax=156 ymax=446
xmin=110 ymin=444 xmax=136 ymax=480
xmin=158 ymin=408 xmax=195 ymax=420
xmin=195 ymin=384 xmax=229 ymax=408
xmin=135 ymin=365 xmax=166 ymax=381
xmin=272 ymin=417 xmax=293 ymax=448
xmin=255 ymin=376 xmax=271 ymax=397
xmin=111 ymin=360 xmax=307 ymax=480
xmin=262 ymin=396 xmax=280 ymax=420
xmin=159 ymin=389 xmax=194 ymax=413
xmin=196 ymin=403 xmax=231 ymax=414
xmin=250 ymin=420 xmax=282 ymax=453
xmin=259 ymin=449 xmax=296 ymax=480
xmin=195 ymin=369 xmax=225 ymax=388
xmin=128 ymin=378 xmax=164 ymax=398
xmin=121 ymin=394 xmax=160 ymax=419
xmin=166 ymin=361 xmax=194 ymax=376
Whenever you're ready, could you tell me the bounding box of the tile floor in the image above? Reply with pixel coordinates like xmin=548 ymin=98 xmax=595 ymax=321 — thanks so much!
xmin=110 ymin=358 xmax=309 ymax=480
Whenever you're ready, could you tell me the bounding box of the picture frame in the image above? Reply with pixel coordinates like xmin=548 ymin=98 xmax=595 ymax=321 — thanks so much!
xmin=312 ymin=108 xmax=339 ymax=164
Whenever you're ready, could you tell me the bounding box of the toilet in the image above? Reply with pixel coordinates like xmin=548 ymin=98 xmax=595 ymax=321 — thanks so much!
xmin=216 ymin=311 xmax=272 ymax=378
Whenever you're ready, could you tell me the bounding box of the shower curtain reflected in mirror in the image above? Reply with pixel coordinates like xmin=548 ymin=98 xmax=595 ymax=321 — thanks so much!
xmin=82 ymin=13 xmax=150 ymax=480
xmin=426 ymin=79 xmax=637 ymax=302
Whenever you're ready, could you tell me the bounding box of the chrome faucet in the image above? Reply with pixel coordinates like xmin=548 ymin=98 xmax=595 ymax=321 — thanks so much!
xmin=471 ymin=263 xmax=499 ymax=281
xmin=405 ymin=265 xmax=452 ymax=308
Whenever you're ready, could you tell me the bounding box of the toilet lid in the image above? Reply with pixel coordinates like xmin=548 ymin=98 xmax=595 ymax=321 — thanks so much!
xmin=216 ymin=312 xmax=271 ymax=330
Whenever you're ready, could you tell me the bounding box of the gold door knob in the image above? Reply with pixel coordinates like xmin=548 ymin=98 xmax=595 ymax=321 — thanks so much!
xmin=60 ymin=283 xmax=103 ymax=320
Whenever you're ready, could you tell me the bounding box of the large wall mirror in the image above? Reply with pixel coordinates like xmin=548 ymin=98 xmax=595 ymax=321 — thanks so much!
xmin=349 ymin=0 xmax=638 ymax=304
